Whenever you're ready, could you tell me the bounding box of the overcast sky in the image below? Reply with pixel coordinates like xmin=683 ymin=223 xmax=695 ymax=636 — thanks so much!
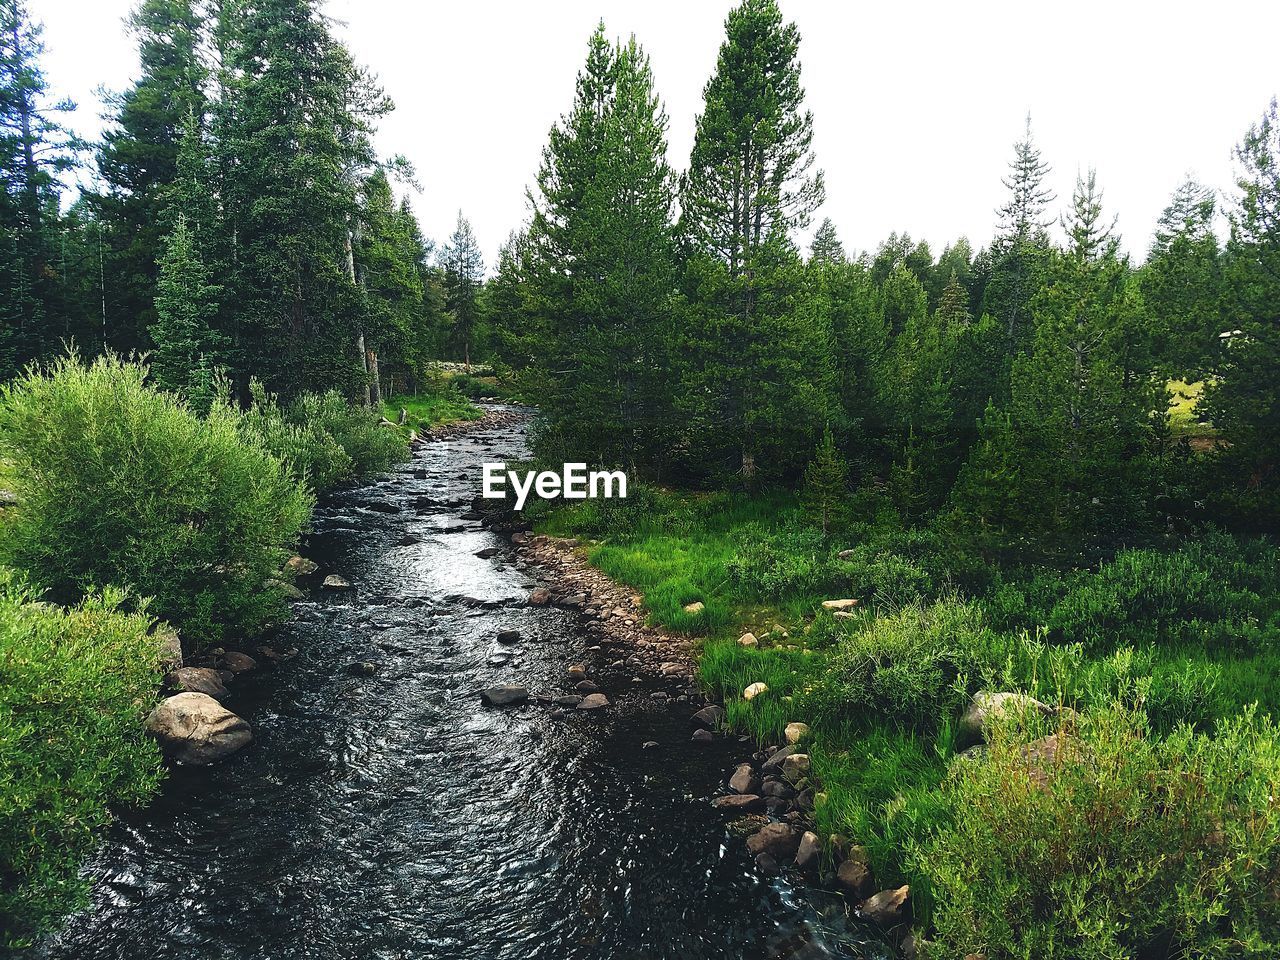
xmin=34 ymin=0 xmax=1280 ymax=269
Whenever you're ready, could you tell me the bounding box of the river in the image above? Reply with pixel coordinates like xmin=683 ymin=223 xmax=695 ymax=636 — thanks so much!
xmin=35 ymin=405 xmax=880 ymax=960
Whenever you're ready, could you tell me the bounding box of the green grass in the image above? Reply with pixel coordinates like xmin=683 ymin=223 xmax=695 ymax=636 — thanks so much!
xmin=382 ymin=390 xmax=483 ymax=439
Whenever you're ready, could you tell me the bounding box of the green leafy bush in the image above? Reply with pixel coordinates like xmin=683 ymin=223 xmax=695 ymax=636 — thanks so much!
xmin=728 ymin=523 xmax=842 ymax=599
xmin=0 ymin=571 xmax=166 ymax=947
xmin=239 ymin=383 xmax=407 ymax=493
xmin=820 ymin=598 xmax=994 ymax=728
xmin=0 ymin=355 xmax=311 ymax=646
xmin=917 ymin=702 xmax=1280 ymax=959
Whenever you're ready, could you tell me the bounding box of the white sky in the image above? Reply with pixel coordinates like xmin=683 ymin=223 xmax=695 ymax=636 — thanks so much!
xmin=34 ymin=0 xmax=1280 ymax=269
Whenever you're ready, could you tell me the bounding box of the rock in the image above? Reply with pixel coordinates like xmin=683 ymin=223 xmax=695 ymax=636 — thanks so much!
xmin=737 ymin=632 xmax=759 ymax=648
xmin=901 ymin=932 xmax=933 ymax=960
xmin=155 ymin=628 xmax=183 ymax=669
xmin=528 ymin=587 xmax=552 ymax=606
xmin=743 ymin=682 xmax=768 ymax=700
xmin=761 ymin=780 xmax=794 ymax=799
xmin=567 ymin=665 xmax=589 ymax=683
xmin=859 ymin=885 xmax=910 ymax=927
xmin=745 ymin=822 xmax=802 ymax=860
xmin=690 ymin=728 xmax=715 ymax=745
xmin=480 ymin=685 xmax=529 ymax=707
xmin=221 ymin=651 xmax=257 ymax=674
xmin=1018 ymin=733 xmax=1078 ymax=789
xmin=761 ymin=744 xmax=799 ymax=774
xmin=346 ymin=661 xmax=378 ymax=676
xmin=145 ymin=693 xmax=252 ymax=765
xmin=642 ymin=740 xmax=659 ymax=750
xmin=682 ymin=601 xmax=705 ymax=615
xmin=795 ymin=830 xmax=822 ymax=872
xmin=820 ymin=598 xmax=859 ymax=611
xmin=958 ymin=691 xmax=1056 ymax=745
xmin=784 ymin=722 xmax=810 ymax=745
xmin=285 ymin=555 xmax=318 ymax=576
xmin=712 ymin=794 xmax=765 ymax=812
xmin=322 ymin=574 xmax=352 ymax=591
xmin=728 ymin=763 xmax=760 ymax=794
xmin=836 ymin=549 xmax=856 ymax=560
xmin=574 ymin=679 xmax=601 ymax=694
xmin=754 ymin=852 xmax=780 ymax=876
xmin=496 ymin=629 xmax=522 ymax=645
xmin=781 ymin=753 xmax=811 ymax=780
xmin=837 ymin=859 xmax=873 ymax=898
xmin=554 ymin=695 xmax=583 ymax=708
xmin=690 ymin=704 xmax=725 ymax=729
xmin=268 ymin=578 xmax=305 ymax=601
xmin=475 ymin=547 xmax=501 ymax=559
xmin=165 ymin=667 xmax=228 ymax=700
xmin=577 ymin=693 xmax=610 ymax=710
xmin=727 ymin=814 xmax=770 ymax=838
xmin=511 ymin=531 xmax=529 ymax=545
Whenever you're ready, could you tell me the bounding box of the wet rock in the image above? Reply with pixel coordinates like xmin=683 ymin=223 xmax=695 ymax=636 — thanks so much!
xmin=690 ymin=728 xmax=715 ymax=745
xmin=367 ymin=501 xmax=401 ymax=514
xmin=761 ymin=744 xmax=799 ymax=774
xmin=496 ymin=629 xmax=522 ymax=645
xmin=577 ymin=693 xmax=610 ymax=710
xmin=820 ymin=598 xmax=859 ymax=611
xmin=690 ymin=704 xmax=725 ymax=729
xmin=837 ymin=859 xmax=874 ymax=898
xmin=745 ymin=822 xmax=802 ymax=860
xmin=754 ymin=852 xmax=780 ymax=876
xmin=642 ymin=740 xmax=659 ymax=750
xmin=165 ymin=667 xmax=228 ymax=700
xmin=712 ymin=794 xmax=765 ymax=812
xmin=322 ymin=574 xmax=353 ymax=591
xmin=554 ymin=695 xmax=583 ymax=708
xmin=222 ymin=651 xmax=257 ymax=674
xmin=480 ymin=685 xmax=529 ymax=707
xmin=346 ymin=661 xmax=378 ymax=676
xmin=528 ymin=587 xmax=552 ymax=606
xmin=859 ymin=885 xmax=910 ymax=927
xmin=743 ymin=682 xmax=768 ymax=700
xmin=727 ymin=815 xmax=770 ymax=838
xmin=574 ymin=679 xmax=601 ymax=694
xmin=145 ymin=693 xmax=252 ymax=765
xmin=795 ymin=830 xmax=822 ymax=873
xmin=475 ymin=547 xmax=501 ymax=559
xmin=729 ymin=763 xmax=760 ymax=794
xmin=761 ymin=780 xmax=795 ymax=800
xmin=567 ymin=664 xmax=589 ymax=683
xmin=784 ymin=722 xmax=810 ymax=745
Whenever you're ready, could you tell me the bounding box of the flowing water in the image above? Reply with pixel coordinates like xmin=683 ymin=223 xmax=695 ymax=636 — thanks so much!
xmin=35 ymin=405 xmax=881 ymax=960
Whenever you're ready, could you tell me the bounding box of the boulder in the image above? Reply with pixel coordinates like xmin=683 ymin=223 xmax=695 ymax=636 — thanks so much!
xmin=221 ymin=651 xmax=257 ymax=674
xmin=712 ymin=794 xmax=765 ymax=813
xmin=165 ymin=666 xmax=228 ymax=700
xmin=837 ymin=859 xmax=873 ymax=898
xmin=784 ymin=722 xmax=810 ymax=745
xmin=794 ymin=830 xmax=822 ymax=872
xmin=820 ymin=598 xmax=859 ymax=611
xmin=145 ymin=693 xmax=252 ymax=765
xmin=690 ymin=704 xmax=725 ymax=729
xmin=746 ymin=822 xmax=802 ymax=860
xmin=737 ymin=632 xmax=759 ymax=648
xmin=859 ymin=885 xmax=910 ymax=927
xmin=577 ymin=693 xmax=610 ymax=710
xmin=761 ymin=744 xmax=799 ymax=774
xmin=690 ymin=728 xmax=715 ymax=745
xmin=743 ymin=682 xmax=768 ymax=700
xmin=322 ymin=574 xmax=352 ymax=591
xmin=781 ymin=753 xmax=811 ymax=781
xmin=480 ymin=685 xmax=529 ymax=707
xmin=682 ymin=601 xmax=705 ymax=615
xmin=728 ymin=763 xmax=760 ymax=794
xmin=958 ymin=691 xmax=1055 ymax=745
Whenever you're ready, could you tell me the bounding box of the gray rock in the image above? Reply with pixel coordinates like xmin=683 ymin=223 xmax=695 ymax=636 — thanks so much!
xmin=958 ymin=690 xmax=1055 ymax=746
xmin=496 ymin=629 xmax=522 ymax=645
xmin=145 ymin=693 xmax=252 ymax=765
xmin=690 ymin=728 xmax=715 ymax=745
xmin=690 ymin=704 xmax=725 ymax=729
xmin=795 ymin=830 xmax=822 ymax=872
xmin=712 ymin=794 xmax=765 ymax=812
xmin=859 ymin=885 xmax=910 ymax=927
xmin=761 ymin=744 xmax=799 ymax=774
xmin=480 ymin=685 xmax=529 ymax=707
xmin=728 ymin=763 xmax=760 ymax=794
xmin=165 ymin=666 xmax=228 ymax=700
xmin=577 ymin=693 xmax=610 ymax=710
xmin=221 ymin=651 xmax=257 ymax=674
xmin=745 ymin=822 xmax=802 ymax=860
xmin=346 ymin=661 xmax=378 ymax=676
xmin=574 ymin=679 xmax=601 ymax=694
xmin=322 ymin=574 xmax=352 ymax=591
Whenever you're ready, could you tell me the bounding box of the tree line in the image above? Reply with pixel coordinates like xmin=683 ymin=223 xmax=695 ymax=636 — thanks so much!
xmin=0 ymin=0 xmax=488 ymax=407
xmin=491 ymin=0 xmax=1280 ymax=561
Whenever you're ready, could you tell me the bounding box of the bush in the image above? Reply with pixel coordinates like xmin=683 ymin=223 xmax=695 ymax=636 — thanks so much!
xmin=917 ymin=702 xmax=1280 ymax=959
xmin=819 ymin=598 xmax=994 ymax=729
xmin=239 ymin=383 xmax=407 ymax=493
xmin=0 ymin=571 xmax=166 ymax=947
xmin=0 ymin=355 xmax=311 ymax=647
xmin=728 ymin=523 xmax=842 ymax=599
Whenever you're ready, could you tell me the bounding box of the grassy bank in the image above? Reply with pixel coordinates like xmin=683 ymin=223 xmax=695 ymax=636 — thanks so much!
xmin=534 ymin=487 xmax=1280 ymax=957
xmin=382 ymin=389 xmax=484 ymax=439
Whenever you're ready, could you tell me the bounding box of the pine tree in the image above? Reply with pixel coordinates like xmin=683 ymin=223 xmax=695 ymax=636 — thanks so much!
xmin=150 ymin=212 xmax=224 ymax=401
xmin=809 ymin=217 xmax=845 ymax=265
xmin=439 ymin=210 xmax=485 ymax=368
xmin=800 ymin=424 xmax=848 ymax=536
xmin=93 ymin=0 xmax=206 ymax=354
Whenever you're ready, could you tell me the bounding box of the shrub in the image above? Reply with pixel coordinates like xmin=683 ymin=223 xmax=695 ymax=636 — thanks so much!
xmin=917 ymin=702 xmax=1280 ymax=959
xmin=728 ymin=523 xmax=842 ymax=599
xmin=238 ymin=383 xmax=407 ymax=493
xmin=0 ymin=571 xmax=166 ymax=947
xmin=819 ymin=598 xmax=994 ymax=729
xmin=0 ymin=355 xmax=311 ymax=646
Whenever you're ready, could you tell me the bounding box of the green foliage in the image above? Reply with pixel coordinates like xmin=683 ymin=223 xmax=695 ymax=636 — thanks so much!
xmin=238 ymin=382 xmax=408 ymax=493
xmin=0 ymin=571 xmax=166 ymax=947
xmin=799 ymin=424 xmax=848 ymax=535
xmin=917 ymin=702 xmax=1280 ymax=959
xmin=0 ymin=354 xmax=311 ymax=646
xmin=149 ymin=212 xmax=224 ymax=401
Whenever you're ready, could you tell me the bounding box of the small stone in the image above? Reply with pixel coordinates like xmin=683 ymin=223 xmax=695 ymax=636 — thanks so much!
xmin=737 ymin=632 xmax=759 ymax=648
xmin=784 ymin=722 xmax=810 ymax=745
xmin=221 ymin=651 xmax=257 ymax=674
xmin=567 ymin=664 xmax=588 ymax=683
xmin=743 ymin=682 xmax=768 ymax=700
xmin=496 ymin=629 xmax=522 ymax=645
xmin=690 ymin=728 xmax=715 ymax=745
xmin=682 ymin=601 xmax=705 ymax=615
xmin=859 ymin=885 xmax=910 ymax=927
xmin=528 ymin=587 xmax=552 ymax=605
xmin=574 ymin=679 xmax=601 ymax=694
xmin=577 ymin=693 xmax=610 ymax=710
xmin=728 ymin=763 xmax=760 ymax=794
xmin=479 ymin=685 xmax=529 ymax=707
xmin=820 ymin=598 xmax=859 ymax=611
xmin=837 ymin=859 xmax=874 ymax=898
xmin=322 ymin=574 xmax=352 ymax=591
xmin=795 ymin=830 xmax=821 ymax=872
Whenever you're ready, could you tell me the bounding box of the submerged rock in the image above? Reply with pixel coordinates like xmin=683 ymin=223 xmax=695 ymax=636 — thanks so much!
xmin=145 ymin=692 xmax=252 ymax=765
